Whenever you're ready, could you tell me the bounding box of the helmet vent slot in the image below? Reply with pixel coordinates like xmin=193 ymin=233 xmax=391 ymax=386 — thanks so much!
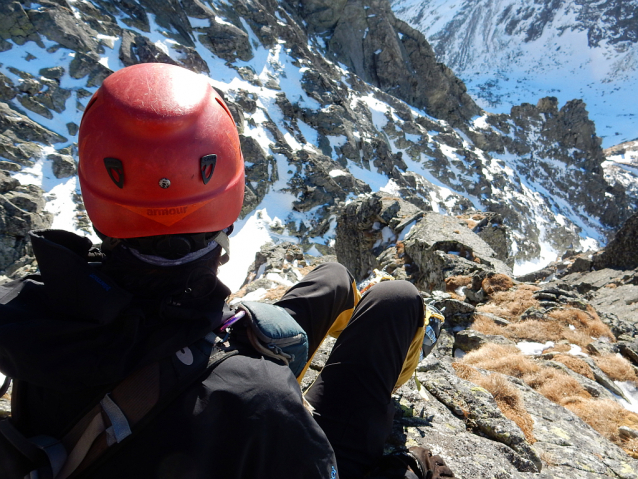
xmin=104 ymin=157 xmax=125 ymax=189
xmin=200 ymin=154 xmax=216 ymax=185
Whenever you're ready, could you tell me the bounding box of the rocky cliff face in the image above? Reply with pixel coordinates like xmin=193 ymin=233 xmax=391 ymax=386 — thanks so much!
xmin=295 ymin=0 xmax=481 ymax=126
xmin=0 ymin=0 xmax=634 ymax=282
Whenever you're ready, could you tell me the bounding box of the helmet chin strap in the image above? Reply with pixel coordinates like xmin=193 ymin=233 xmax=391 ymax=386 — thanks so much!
xmin=125 ymin=239 xmax=221 ymax=267
xmin=97 ymin=227 xmax=233 ymax=266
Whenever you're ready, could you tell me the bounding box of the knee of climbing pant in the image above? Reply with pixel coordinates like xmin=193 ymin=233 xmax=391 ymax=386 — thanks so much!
xmin=311 ymin=262 xmax=354 ymax=291
xmin=360 ymin=280 xmax=422 ymax=324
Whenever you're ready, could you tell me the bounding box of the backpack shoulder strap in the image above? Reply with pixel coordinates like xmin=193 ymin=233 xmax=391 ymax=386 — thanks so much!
xmin=0 ymin=332 xmax=238 ymax=479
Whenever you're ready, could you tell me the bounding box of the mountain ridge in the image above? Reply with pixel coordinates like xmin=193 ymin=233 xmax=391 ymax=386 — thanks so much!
xmin=391 ymin=0 xmax=638 ymax=148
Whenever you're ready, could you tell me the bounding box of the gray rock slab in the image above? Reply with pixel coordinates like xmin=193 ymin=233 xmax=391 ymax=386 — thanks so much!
xmin=391 ymin=382 xmax=539 ymax=479
xmin=391 ymin=369 xmax=638 ymax=479
xmin=588 ymin=284 xmax=638 ymax=326
xmin=419 ymin=367 xmax=542 ymax=472
xmin=48 ymin=153 xmax=76 ymax=179
xmin=560 ymin=268 xmax=627 ymax=292
xmin=514 ymin=377 xmax=638 ymax=479
xmin=594 ymin=212 xmax=638 ymax=270
xmin=405 ymin=212 xmax=510 ymax=271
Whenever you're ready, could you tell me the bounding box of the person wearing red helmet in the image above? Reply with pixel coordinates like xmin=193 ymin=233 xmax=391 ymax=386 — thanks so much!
xmin=0 ymin=63 xmax=455 ymax=479
xmin=78 ymin=62 xmax=244 ymax=238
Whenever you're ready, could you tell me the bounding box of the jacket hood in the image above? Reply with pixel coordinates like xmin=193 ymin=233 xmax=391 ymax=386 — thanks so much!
xmin=0 ymin=229 xmax=232 ymax=391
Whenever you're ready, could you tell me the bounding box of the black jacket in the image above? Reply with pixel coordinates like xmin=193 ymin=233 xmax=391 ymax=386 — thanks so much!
xmin=0 ymin=230 xmax=336 ymax=478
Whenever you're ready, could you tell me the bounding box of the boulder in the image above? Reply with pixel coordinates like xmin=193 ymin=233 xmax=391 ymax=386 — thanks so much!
xmin=291 ymin=150 xmax=370 ymax=213
xmin=595 ymin=212 xmax=638 ymax=270
xmin=66 ymin=122 xmax=78 ymax=136
xmin=180 ymin=0 xmax=215 ymax=18
xmin=431 ymin=298 xmax=475 ymax=326
xmin=48 ymin=153 xmax=76 ymax=179
xmin=0 ymin=171 xmax=18 ymax=194
xmin=69 ymin=52 xmax=113 ymax=87
xmin=241 ymin=135 xmax=275 ymax=216
xmin=0 ymin=185 xmax=53 ymax=271
xmin=137 ymin=0 xmax=194 ymax=47
xmin=36 ymin=81 xmax=71 ymax=113
xmin=0 ymin=73 xmax=17 ymax=102
xmin=404 ymin=212 xmax=512 ymax=291
xmin=27 ymin=1 xmax=100 ymax=53
xmin=598 ymin=312 xmax=638 ymax=339
xmin=0 ymin=162 xmax=21 ymax=173
xmin=0 ymin=1 xmax=40 ymax=46
xmin=39 ymin=66 xmax=65 ymax=80
xmin=17 ymin=95 xmax=52 ymax=119
xmin=119 ymin=30 xmax=180 ymax=68
xmin=115 ymin=0 xmax=150 ymax=32
xmin=199 ymin=19 xmax=253 ymax=62
xmin=457 ymin=212 xmax=512 ymax=267
xmin=618 ymin=340 xmax=638 ymax=366
xmin=335 ymin=193 xmax=421 ymax=281
xmin=0 ymin=101 xmax=66 ymax=150
xmin=587 ymin=284 xmax=638 ymax=327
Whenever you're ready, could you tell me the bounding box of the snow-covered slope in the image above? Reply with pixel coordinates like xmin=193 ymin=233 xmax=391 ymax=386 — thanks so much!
xmin=391 ymin=0 xmax=638 ymax=148
xmin=0 ymin=0 xmax=635 ymax=292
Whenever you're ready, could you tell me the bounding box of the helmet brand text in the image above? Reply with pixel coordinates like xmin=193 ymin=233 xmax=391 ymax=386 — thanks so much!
xmin=146 ymin=206 xmax=188 ymax=216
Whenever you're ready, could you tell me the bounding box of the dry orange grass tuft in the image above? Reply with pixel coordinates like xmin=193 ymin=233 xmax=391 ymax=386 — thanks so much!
xmin=453 ymin=364 xmax=536 ymax=443
xmin=452 ymin=362 xmax=481 ymax=382
xmin=552 ymin=354 xmax=595 ymax=380
xmin=482 ymin=274 xmax=515 ymax=295
xmin=593 ymin=354 xmax=638 ymax=383
xmin=548 ymin=308 xmax=615 ymax=342
xmin=523 ymin=368 xmax=591 ymax=404
xmin=625 ymin=438 xmax=638 ymax=459
xmin=478 ymin=373 xmax=536 ymax=443
xmin=505 ymin=320 xmax=573 ymax=344
xmin=459 ymin=343 xmax=540 ymax=378
xmin=476 ymin=284 xmax=540 ymax=321
xmin=622 ymin=412 xmax=638 ymax=431
xmin=461 ymin=218 xmax=478 ymax=229
xmin=457 ymin=344 xmax=590 ymax=404
xmin=562 ymin=398 xmax=638 ymax=444
xmin=471 ymin=315 xmax=506 ymax=336
xmin=472 ymin=316 xmax=593 ymax=347
xmin=455 ymin=344 xmax=638 ymax=460
xmin=445 ymin=275 xmax=472 ymax=293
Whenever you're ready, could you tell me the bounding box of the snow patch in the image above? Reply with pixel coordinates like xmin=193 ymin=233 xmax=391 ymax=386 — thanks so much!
xmin=329 ymin=169 xmax=348 ymax=178
xmin=615 ymin=381 xmax=638 ymax=414
xmin=398 ymin=220 xmax=417 ymax=242
xmin=517 ymin=341 xmax=554 ymax=355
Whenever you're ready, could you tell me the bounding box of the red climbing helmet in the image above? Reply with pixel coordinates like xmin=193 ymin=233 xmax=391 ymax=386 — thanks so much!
xmin=78 ymin=63 xmax=245 ymax=238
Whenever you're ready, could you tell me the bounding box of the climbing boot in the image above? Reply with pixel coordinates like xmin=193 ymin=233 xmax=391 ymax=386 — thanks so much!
xmin=369 ymin=446 xmax=456 ymax=479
